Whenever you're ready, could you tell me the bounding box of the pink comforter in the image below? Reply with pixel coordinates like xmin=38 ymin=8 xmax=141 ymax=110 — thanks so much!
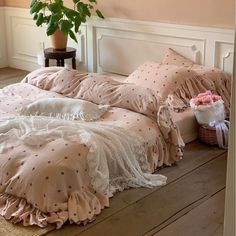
xmin=0 ymin=68 xmax=184 ymax=228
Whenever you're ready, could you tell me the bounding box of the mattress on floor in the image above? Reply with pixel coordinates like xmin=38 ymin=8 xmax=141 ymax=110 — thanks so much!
xmin=172 ymin=108 xmax=199 ymax=144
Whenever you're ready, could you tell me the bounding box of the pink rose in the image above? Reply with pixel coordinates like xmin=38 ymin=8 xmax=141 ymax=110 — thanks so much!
xmin=212 ymin=95 xmax=222 ymax=102
xmin=201 ymin=95 xmax=214 ymax=105
xmin=192 ymin=91 xmax=222 ymax=106
xmin=193 ymin=97 xmax=202 ymax=105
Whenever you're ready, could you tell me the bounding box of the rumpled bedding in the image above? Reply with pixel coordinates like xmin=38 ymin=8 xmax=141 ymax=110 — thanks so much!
xmin=0 ymin=68 xmax=184 ymax=229
xmin=23 ymin=68 xmax=184 ymax=164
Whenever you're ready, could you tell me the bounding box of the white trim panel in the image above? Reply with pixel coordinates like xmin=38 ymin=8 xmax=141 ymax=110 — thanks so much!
xmin=87 ymin=17 xmax=234 ymax=75
xmin=1 ymin=7 xmax=235 ymax=75
xmin=4 ymin=7 xmax=87 ymax=72
xmin=0 ymin=8 xmax=7 ymax=69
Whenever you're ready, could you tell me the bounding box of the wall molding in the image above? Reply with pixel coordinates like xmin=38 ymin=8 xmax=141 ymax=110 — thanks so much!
xmin=87 ymin=17 xmax=234 ymax=75
xmin=0 ymin=7 xmax=8 ymax=68
xmin=3 ymin=7 xmax=87 ymax=71
xmin=0 ymin=7 xmax=235 ymax=75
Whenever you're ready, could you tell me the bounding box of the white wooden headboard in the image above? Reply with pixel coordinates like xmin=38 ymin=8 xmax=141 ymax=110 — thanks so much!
xmin=87 ymin=18 xmax=234 ymax=76
xmin=1 ymin=7 xmax=235 ymax=75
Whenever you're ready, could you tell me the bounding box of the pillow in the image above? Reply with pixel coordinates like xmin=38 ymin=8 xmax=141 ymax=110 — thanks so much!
xmin=20 ymin=97 xmax=109 ymax=121
xmin=124 ymin=61 xmax=223 ymax=112
xmin=162 ymin=48 xmax=194 ymax=67
xmin=124 ymin=62 xmax=200 ymax=100
xmin=124 ymin=61 xmax=176 ymax=92
xmin=75 ymin=74 xmax=164 ymax=120
xmin=22 ymin=68 xmax=88 ymax=95
xmin=161 ymin=48 xmax=231 ymax=115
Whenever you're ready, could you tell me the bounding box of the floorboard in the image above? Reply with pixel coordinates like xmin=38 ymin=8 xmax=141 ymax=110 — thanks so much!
xmin=153 ymin=189 xmax=225 ymax=236
xmin=0 ymin=67 xmax=28 ymax=88
xmin=73 ymin=153 xmax=226 ymax=236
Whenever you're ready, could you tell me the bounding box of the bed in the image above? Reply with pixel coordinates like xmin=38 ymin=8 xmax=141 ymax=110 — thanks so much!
xmin=103 ymin=72 xmax=200 ymax=144
xmin=0 ymin=48 xmax=231 ymax=229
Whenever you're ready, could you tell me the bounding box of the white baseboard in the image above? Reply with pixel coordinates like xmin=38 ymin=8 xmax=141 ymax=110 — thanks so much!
xmin=1 ymin=7 xmax=235 ymax=75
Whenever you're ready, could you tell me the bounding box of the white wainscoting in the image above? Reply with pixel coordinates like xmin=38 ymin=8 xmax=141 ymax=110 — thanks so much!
xmin=1 ymin=7 xmax=235 ymax=75
xmin=88 ymin=18 xmax=235 ymax=75
xmin=4 ymin=7 xmax=87 ymax=72
xmin=0 ymin=8 xmax=7 ymax=68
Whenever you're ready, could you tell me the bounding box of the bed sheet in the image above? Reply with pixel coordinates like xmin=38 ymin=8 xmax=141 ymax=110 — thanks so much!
xmin=172 ymin=108 xmax=199 ymax=144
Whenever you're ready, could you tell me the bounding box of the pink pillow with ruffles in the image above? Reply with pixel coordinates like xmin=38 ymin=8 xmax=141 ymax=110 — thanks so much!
xmin=161 ymin=48 xmax=231 ymax=115
xmin=124 ymin=62 xmax=199 ymax=100
xmin=162 ymin=48 xmax=194 ymax=67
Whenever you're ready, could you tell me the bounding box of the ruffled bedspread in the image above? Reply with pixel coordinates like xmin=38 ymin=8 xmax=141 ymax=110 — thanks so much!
xmin=0 ymin=116 xmax=167 ymax=228
xmin=0 ymin=67 xmax=184 ymax=228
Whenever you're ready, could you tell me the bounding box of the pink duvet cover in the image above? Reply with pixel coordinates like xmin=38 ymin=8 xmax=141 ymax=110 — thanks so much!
xmin=0 ymin=68 xmax=184 ymax=228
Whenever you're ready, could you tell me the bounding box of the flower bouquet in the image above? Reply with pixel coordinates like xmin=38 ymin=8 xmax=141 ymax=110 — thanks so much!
xmin=190 ymin=91 xmax=229 ymax=149
xmin=190 ymin=91 xmax=225 ymax=125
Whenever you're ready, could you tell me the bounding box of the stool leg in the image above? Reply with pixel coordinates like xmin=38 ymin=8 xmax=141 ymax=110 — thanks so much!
xmin=72 ymin=57 xmax=76 ymax=69
xmin=61 ymin=59 xmax=65 ymax=67
xmin=57 ymin=59 xmax=60 ymax=67
xmin=45 ymin=58 xmax=49 ymax=67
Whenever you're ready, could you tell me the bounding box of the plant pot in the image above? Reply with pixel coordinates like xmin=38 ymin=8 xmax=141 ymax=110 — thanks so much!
xmin=50 ymin=29 xmax=68 ymax=51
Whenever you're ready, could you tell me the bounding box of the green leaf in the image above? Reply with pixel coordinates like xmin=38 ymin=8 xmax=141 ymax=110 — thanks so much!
xmin=30 ymin=1 xmax=43 ymax=14
xmin=55 ymin=0 xmax=63 ymax=4
xmin=74 ymin=17 xmax=81 ymax=32
xmin=47 ymin=3 xmax=62 ymax=14
xmin=46 ymin=23 xmax=58 ymax=36
xmin=33 ymin=13 xmax=38 ymax=21
xmin=77 ymin=3 xmax=91 ymax=17
xmin=96 ymin=9 xmax=104 ymax=19
xmin=36 ymin=12 xmax=44 ymax=26
xmin=88 ymin=0 xmax=97 ymax=3
xmin=59 ymin=20 xmax=73 ymax=34
xmin=30 ymin=0 xmax=37 ymax=8
xmin=69 ymin=30 xmax=78 ymax=43
xmin=49 ymin=13 xmax=62 ymax=25
xmin=46 ymin=15 xmax=51 ymax=24
xmin=64 ymin=8 xmax=79 ymax=20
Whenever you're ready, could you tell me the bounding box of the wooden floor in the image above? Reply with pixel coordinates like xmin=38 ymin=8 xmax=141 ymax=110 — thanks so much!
xmin=0 ymin=67 xmax=28 ymax=88
xmin=0 ymin=68 xmax=227 ymax=236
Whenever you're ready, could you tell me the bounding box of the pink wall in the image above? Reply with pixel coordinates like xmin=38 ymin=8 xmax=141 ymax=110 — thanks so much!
xmin=0 ymin=0 xmax=4 ymax=6
xmin=3 ymin=0 xmax=235 ymax=28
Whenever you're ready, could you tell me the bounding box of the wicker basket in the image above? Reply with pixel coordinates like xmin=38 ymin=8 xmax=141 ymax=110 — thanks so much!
xmin=199 ymin=125 xmax=218 ymax=145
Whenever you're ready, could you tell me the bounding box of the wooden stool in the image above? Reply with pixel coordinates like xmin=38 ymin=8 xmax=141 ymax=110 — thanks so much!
xmin=44 ymin=47 xmax=76 ymax=69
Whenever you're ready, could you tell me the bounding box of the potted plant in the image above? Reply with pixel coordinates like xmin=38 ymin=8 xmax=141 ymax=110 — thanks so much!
xmin=30 ymin=0 xmax=104 ymax=50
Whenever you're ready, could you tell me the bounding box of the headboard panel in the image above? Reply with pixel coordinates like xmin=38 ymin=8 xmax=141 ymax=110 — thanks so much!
xmin=86 ymin=18 xmax=234 ymax=76
xmin=95 ymin=29 xmax=203 ymax=75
